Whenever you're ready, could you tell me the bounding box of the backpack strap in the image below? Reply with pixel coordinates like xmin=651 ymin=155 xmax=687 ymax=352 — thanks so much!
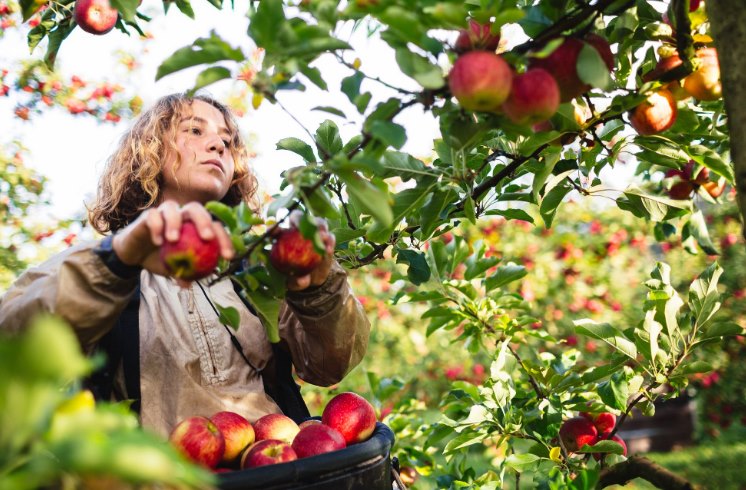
xmin=84 ymin=284 xmax=141 ymax=414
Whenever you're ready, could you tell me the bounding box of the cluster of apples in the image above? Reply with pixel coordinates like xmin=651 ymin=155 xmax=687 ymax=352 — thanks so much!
xmin=168 ymin=392 xmax=378 ymax=471
xmin=160 ymin=221 xmax=323 ymax=281
xmin=665 ymin=159 xmax=725 ymax=199
xmin=447 ymin=19 xmax=613 ymax=127
xmin=559 ymin=411 xmax=627 ymax=460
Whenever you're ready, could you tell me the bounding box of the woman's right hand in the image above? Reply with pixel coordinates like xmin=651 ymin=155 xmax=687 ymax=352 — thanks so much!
xmin=111 ymin=201 xmax=234 ymax=282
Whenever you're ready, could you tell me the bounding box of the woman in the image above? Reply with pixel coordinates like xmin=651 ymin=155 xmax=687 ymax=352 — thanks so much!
xmin=0 ymin=94 xmax=370 ymax=437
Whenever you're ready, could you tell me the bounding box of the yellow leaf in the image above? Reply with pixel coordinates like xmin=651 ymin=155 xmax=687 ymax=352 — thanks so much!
xmin=252 ymin=92 xmax=264 ymax=110
xmin=549 ymin=446 xmax=562 ymax=463
xmin=353 ymin=58 xmax=362 ymax=70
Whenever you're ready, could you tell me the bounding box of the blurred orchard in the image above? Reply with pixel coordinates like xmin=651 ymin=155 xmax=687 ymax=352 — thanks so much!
xmin=2 ymin=0 xmax=746 ymax=489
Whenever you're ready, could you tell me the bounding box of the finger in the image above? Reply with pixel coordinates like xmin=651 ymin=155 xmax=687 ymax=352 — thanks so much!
xmin=323 ymin=231 xmax=336 ymax=255
xmin=145 ymin=208 xmax=165 ymax=246
xmin=181 ymin=202 xmax=216 ymax=241
xmin=159 ymin=201 xmax=183 ymax=242
xmin=288 ymin=274 xmax=311 ymax=291
xmin=212 ymin=222 xmax=235 ymax=260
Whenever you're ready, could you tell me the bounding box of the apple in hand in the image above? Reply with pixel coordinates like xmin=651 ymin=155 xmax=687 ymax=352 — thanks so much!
xmin=448 ymin=51 xmax=513 ymax=112
xmin=241 ymin=439 xmax=298 ymax=468
xmin=269 ymin=227 xmax=323 ymax=276
xmin=291 ymin=423 xmax=346 ymax=458
xmin=321 ymin=392 xmax=377 ymax=445
xmin=73 ymin=0 xmax=118 ymax=35
xmin=502 ymin=68 xmax=560 ymax=125
xmin=253 ymin=413 xmax=300 ymax=444
xmin=210 ymin=411 xmax=255 ymax=463
xmin=159 ymin=220 xmax=220 ymax=281
xmin=169 ymin=416 xmax=225 ymax=469
xmin=559 ymin=416 xmax=598 ymax=452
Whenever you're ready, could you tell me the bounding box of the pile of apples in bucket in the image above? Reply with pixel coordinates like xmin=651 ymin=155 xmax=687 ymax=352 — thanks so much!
xmin=168 ymin=392 xmax=377 ymax=471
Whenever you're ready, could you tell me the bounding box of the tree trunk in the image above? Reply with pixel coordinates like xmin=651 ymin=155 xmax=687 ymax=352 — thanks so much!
xmin=707 ymin=1 xmax=746 ymax=238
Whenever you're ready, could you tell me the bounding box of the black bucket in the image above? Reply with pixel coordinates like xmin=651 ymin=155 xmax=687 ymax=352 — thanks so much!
xmin=218 ymin=422 xmax=396 ymax=490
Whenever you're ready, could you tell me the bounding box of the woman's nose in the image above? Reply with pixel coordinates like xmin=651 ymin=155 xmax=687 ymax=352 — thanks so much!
xmin=207 ymin=135 xmax=225 ymax=154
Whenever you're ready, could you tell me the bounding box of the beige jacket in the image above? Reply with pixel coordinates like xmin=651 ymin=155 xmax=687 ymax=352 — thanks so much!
xmin=0 ymin=241 xmax=370 ymax=437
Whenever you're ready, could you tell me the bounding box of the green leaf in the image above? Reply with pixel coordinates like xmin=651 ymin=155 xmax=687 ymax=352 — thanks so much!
xmin=20 ymin=0 xmax=47 ymax=22
xmin=314 ymin=120 xmax=343 ymax=158
xmin=190 ymin=66 xmax=232 ymax=94
xmin=689 ymin=262 xmax=723 ymax=330
xmin=420 ymin=187 xmax=457 ymax=239
xmin=394 ymin=49 xmax=445 ymax=89
xmin=242 ymin=289 xmax=282 ymax=343
xmin=688 ymin=210 xmax=718 ymax=255
xmin=370 ymin=121 xmax=407 ymax=150
xmin=43 ymin=20 xmax=75 ymax=70
xmin=676 ymin=360 xmax=713 ymax=375
xmin=579 ymin=439 xmax=625 ymax=455
xmin=598 ymin=373 xmax=629 ymax=412
xmin=248 ymin=0 xmax=286 ymax=50
xmin=620 ymin=186 xmax=691 ymax=222
xmin=486 ymin=209 xmax=535 ymax=223
xmin=485 ymin=263 xmax=526 ymax=291
xmin=381 ymin=152 xmax=434 ymax=182
xmin=338 ymin=170 xmax=393 ymax=227
xmin=277 ymin=137 xmax=316 ymax=163
xmin=577 ymin=42 xmax=613 ymax=90
xmin=540 ymin=183 xmax=571 ymax=228
xmin=301 ymin=66 xmax=327 ymax=91
xmin=574 ymin=319 xmax=637 ymax=359
xmin=396 ymin=249 xmax=431 ymax=285
xmin=311 ymin=106 xmax=346 ymax=118
xmin=463 ymin=195 xmax=476 ymax=225
xmin=174 ymin=0 xmax=195 ymax=19
xmin=688 ymin=144 xmax=735 ymax=183
xmin=332 ymin=228 xmax=367 ymax=245
xmin=505 ymin=453 xmax=541 ymax=472
xmin=109 ymin=0 xmax=138 ymax=22
xmin=699 ymin=321 xmax=744 ymax=341
xmin=341 ymin=72 xmax=364 ymax=104
xmin=215 ymin=304 xmax=240 ymax=331
xmin=205 ymin=201 xmax=238 ymax=231
xmin=156 ymin=31 xmax=244 ymax=81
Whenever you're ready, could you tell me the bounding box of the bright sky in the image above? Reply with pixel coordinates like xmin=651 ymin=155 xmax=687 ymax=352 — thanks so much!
xmin=0 ymin=0 xmax=439 ymax=221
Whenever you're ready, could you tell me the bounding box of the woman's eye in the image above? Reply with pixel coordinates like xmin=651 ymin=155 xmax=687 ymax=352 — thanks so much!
xmin=222 ymin=140 xmax=231 ymax=147
xmin=189 ymin=127 xmax=201 ymax=135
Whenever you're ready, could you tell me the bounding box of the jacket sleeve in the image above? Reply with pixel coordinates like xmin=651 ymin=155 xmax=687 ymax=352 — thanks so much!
xmin=0 ymin=239 xmax=140 ymax=351
xmin=278 ymin=261 xmax=371 ymax=386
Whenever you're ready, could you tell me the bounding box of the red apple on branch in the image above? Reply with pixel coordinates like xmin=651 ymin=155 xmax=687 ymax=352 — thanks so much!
xmin=559 ymin=416 xmax=598 ymax=452
xmin=448 ymin=51 xmax=513 ymax=112
xmin=169 ymin=416 xmax=225 ymax=469
xmin=253 ymin=413 xmax=300 ymax=444
xmin=241 ymin=439 xmax=298 ymax=468
xmin=291 ymin=423 xmax=346 ymax=458
xmin=502 ymin=68 xmax=560 ymax=125
xmin=210 ymin=411 xmax=255 ymax=463
xmin=580 ymin=411 xmax=617 ymax=433
xmin=269 ymin=227 xmax=323 ymax=276
xmin=683 ymin=48 xmax=722 ymax=101
xmin=629 ymin=89 xmax=677 ymax=135
xmin=321 ymin=392 xmax=377 ymax=445
xmin=73 ymin=0 xmax=118 ymax=35
xmin=160 ymin=221 xmax=220 ymax=280
xmin=454 ymin=19 xmax=501 ymax=53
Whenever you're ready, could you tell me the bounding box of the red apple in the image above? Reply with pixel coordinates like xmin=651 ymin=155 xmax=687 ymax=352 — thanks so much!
xmin=169 ymin=416 xmax=225 ymax=469
xmin=210 ymin=411 xmax=255 ymax=463
xmin=159 ymin=220 xmax=220 ymax=280
xmin=454 ymin=19 xmax=501 ymax=53
xmin=291 ymin=423 xmax=346 ymax=458
xmin=298 ymin=419 xmax=323 ymax=429
xmin=269 ymin=227 xmax=323 ymax=276
xmin=629 ymin=89 xmax=677 ymax=135
xmin=448 ymin=51 xmax=513 ymax=112
xmin=683 ymin=48 xmax=722 ymax=101
xmin=559 ymin=416 xmax=598 ymax=452
xmin=702 ymin=180 xmax=726 ymax=198
xmin=668 ymin=180 xmax=695 ymax=199
xmin=530 ymin=35 xmax=613 ymax=102
xmin=73 ymin=0 xmax=118 ymax=35
xmin=689 ymin=0 xmax=701 ymax=11
xmin=502 ymin=68 xmax=560 ymax=125
xmin=321 ymin=392 xmax=377 ymax=445
xmin=241 ymin=439 xmax=298 ymax=468
xmin=580 ymin=411 xmax=616 ymax=433
xmin=253 ymin=413 xmax=300 ymax=444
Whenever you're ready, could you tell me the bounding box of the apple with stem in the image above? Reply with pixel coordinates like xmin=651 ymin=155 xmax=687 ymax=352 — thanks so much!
xmin=448 ymin=51 xmax=513 ymax=113
xmin=160 ymin=220 xmax=220 ymax=280
xmin=269 ymin=227 xmax=323 ymax=276
xmin=241 ymin=439 xmax=297 ymax=468
xmin=253 ymin=413 xmax=300 ymax=444
xmin=559 ymin=416 xmax=598 ymax=453
xmin=169 ymin=416 xmax=225 ymax=469
xmin=73 ymin=0 xmax=118 ymax=35
xmin=210 ymin=411 xmax=255 ymax=463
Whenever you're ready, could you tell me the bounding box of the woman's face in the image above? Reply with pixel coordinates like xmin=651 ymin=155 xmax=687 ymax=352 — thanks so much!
xmin=160 ymin=100 xmax=236 ymax=205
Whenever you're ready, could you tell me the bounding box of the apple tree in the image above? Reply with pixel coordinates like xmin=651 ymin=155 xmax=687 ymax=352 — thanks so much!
xmin=6 ymin=0 xmax=746 ymax=488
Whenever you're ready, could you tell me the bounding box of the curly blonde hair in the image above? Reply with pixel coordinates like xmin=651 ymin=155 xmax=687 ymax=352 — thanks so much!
xmin=88 ymin=93 xmax=257 ymax=234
